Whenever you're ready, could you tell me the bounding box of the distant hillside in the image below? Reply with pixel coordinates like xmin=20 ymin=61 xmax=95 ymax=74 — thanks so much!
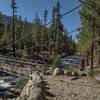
xmin=2 ymin=14 xmax=32 ymax=27
xmin=2 ymin=15 xmax=12 ymax=24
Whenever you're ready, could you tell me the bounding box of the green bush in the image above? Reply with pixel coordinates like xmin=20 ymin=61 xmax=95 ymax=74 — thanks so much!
xmin=88 ymin=70 xmax=100 ymax=77
xmin=51 ymin=55 xmax=60 ymax=71
xmin=66 ymin=65 xmax=78 ymax=73
xmin=16 ymin=78 xmax=28 ymax=89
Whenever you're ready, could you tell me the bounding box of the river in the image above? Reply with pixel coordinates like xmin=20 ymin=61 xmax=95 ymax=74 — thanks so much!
xmin=60 ymin=54 xmax=83 ymax=68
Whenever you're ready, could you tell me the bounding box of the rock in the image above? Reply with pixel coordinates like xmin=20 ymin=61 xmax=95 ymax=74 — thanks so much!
xmin=64 ymin=70 xmax=68 ymax=75
xmin=79 ymin=71 xmax=87 ymax=76
xmin=45 ymin=70 xmax=52 ymax=75
xmin=64 ymin=70 xmax=79 ymax=76
xmin=28 ymin=88 xmax=43 ymax=100
xmin=16 ymin=71 xmax=45 ymax=100
xmin=31 ymin=71 xmax=39 ymax=82
xmin=10 ymin=88 xmax=21 ymax=96
xmin=35 ymin=77 xmax=43 ymax=88
xmin=71 ymin=76 xmax=79 ymax=80
xmin=53 ymin=68 xmax=62 ymax=76
xmin=28 ymin=94 xmax=42 ymax=100
xmin=81 ymin=73 xmax=87 ymax=76
xmin=74 ymin=72 xmax=79 ymax=76
xmin=72 ymin=72 xmax=75 ymax=76
xmin=95 ymin=76 xmax=100 ymax=82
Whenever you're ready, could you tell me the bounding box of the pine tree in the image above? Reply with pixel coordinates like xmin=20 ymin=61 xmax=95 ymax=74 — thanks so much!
xmin=50 ymin=1 xmax=64 ymax=55
xmin=32 ymin=13 xmax=42 ymax=57
xmin=78 ymin=0 xmax=100 ymax=68
xmin=44 ymin=10 xmax=48 ymax=26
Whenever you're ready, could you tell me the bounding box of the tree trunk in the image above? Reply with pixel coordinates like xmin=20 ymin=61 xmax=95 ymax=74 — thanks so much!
xmin=80 ymin=58 xmax=85 ymax=71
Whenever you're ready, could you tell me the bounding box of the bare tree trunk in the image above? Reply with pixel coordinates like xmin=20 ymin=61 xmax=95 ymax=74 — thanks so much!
xmin=86 ymin=54 xmax=89 ymax=66
xmin=80 ymin=58 xmax=85 ymax=71
xmin=97 ymin=50 xmax=100 ymax=67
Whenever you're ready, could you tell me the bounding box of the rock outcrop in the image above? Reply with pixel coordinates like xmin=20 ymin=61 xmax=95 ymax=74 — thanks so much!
xmin=16 ymin=71 xmax=45 ymax=100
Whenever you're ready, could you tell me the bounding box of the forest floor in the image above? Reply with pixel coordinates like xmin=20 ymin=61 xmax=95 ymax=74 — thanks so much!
xmin=44 ymin=75 xmax=100 ymax=100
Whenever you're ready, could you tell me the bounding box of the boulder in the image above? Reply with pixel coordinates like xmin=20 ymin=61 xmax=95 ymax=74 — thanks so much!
xmin=79 ymin=71 xmax=87 ymax=76
xmin=53 ymin=68 xmax=62 ymax=76
xmin=95 ymin=76 xmax=100 ymax=82
xmin=65 ymin=71 xmax=79 ymax=76
xmin=28 ymin=87 xmax=43 ymax=100
xmin=31 ymin=71 xmax=39 ymax=84
xmin=16 ymin=71 xmax=45 ymax=100
xmin=72 ymin=72 xmax=75 ymax=76
xmin=71 ymin=76 xmax=79 ymax=80
xmin=64 ymin=70 xmax=68 ymax=75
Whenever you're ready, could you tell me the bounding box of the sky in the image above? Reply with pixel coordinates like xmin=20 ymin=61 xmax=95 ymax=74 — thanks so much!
xmin=0 ymin=0 xmax=82 ymax=41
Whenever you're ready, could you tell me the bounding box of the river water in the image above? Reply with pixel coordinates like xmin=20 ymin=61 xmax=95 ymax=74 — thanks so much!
xmin=0 ymin=70 xmax=25 ymax=98
xmin=60 ymin=54 xmax=83 ymax=68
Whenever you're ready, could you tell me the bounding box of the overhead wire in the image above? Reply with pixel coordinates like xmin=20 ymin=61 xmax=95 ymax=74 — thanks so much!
xmin=46 ymin=4 xmax=83 ymax=25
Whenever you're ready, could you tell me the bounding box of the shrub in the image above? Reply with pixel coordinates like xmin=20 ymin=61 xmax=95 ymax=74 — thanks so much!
xmin=66 ymin=65 xmax=78 ymax=73
xmin=51 ymin=55 xmax=60 ymax=71
xmin=15 ymin=78 xmax=28 ymax=89
xmin=88 ymin=70 xmax=100 ymax=77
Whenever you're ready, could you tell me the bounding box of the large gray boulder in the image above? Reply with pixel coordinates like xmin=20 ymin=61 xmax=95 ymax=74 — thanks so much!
xmin=16 ymin=71 xmax=44 ymax=100
xmin=53 ymin=68 xmax=62 ymax=76
xmin=27 ymin=88 xmax=43 ymax=100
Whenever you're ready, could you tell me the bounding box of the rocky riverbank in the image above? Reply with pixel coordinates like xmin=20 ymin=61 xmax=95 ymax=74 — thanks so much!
xmin=16 ymin=71 xmax=44 ymax=100
xmin=0 ymin=70 xmax=100 ymax=100
xmin=45 ymin=75 xmax=100 ymax=100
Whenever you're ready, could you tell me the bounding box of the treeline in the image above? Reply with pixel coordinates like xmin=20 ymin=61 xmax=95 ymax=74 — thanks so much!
xmin=0 ymin=1 xmax=76 ymax=60
xmin=77 ymin=0 xmax=100 ymax=67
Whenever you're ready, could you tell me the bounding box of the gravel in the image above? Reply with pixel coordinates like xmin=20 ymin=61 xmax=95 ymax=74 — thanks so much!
xmin=44 ymin=75 xmax=100 ymax=100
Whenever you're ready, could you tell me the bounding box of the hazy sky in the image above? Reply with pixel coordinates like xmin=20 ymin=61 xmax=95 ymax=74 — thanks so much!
xmin=0 ymin=0 xmax=82 ymax=40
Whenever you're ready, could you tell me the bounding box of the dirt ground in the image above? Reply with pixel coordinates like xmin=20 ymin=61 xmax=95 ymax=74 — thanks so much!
xmin=44 ymin=75 xmax=100 ymax=100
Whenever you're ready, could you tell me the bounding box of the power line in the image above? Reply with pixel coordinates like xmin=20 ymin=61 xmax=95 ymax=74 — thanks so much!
xmin=61 ymin=4 xmax=83 ymax=18
xmin=46 ymin=4 xmax=83 ymax=25
xmin=68 ymin=27 xmax=82 ymax=34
